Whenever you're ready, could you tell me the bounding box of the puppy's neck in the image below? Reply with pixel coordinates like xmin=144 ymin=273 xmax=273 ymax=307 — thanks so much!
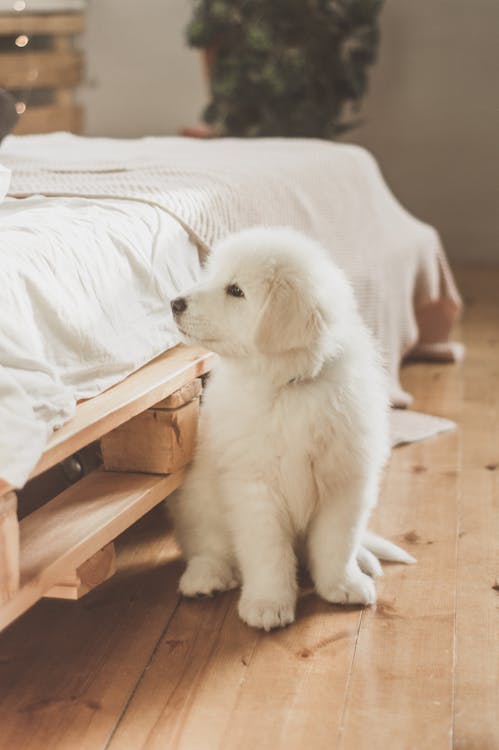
xmin=224 ymin=347 xmax=331 ymax=390
xmin=268 ymin=349 xmax=326 ymax=388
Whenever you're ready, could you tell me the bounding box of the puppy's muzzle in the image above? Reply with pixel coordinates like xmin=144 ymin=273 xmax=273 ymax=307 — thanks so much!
xmin=171 ymin=296 xmax=187 ymax=317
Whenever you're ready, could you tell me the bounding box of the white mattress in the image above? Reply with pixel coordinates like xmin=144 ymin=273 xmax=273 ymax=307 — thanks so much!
xmin=0 ymin=194 xmax=201 ymax=488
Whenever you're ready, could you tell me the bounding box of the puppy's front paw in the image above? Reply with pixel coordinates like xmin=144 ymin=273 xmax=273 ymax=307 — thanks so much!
xmin=179 ymin=556 xmax=239 ymax=598
xmin=318 ymin=568 xmax=376 ymax=606
xmin=238 ymin=593 xmax=296 ymax=631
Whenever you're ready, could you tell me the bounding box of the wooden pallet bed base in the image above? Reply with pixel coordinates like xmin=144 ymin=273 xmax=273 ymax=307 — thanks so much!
xmin=0 ymin=344 xmax=215 ymax=632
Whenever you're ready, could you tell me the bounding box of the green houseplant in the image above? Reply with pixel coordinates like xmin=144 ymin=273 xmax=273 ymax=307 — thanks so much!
xmin=187 ymin=0 xmax=384 ymax=139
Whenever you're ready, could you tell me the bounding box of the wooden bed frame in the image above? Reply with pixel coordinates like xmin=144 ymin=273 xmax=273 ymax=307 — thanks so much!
xmin=0 ymin=344 xmax=215 ymax=632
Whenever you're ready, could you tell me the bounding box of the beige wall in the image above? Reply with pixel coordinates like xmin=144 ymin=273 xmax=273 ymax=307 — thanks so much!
xmin=81 ymin=0 xmax=499 ymax=265
xmin=80 ymin=0 xmax=205 ymax=137
xmin=350 ymin=0 xmax=499 ymax=265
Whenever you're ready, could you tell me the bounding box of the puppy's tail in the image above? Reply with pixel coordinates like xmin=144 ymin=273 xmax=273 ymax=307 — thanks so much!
xmin=362 ymin=531 xmax=416 ymax=565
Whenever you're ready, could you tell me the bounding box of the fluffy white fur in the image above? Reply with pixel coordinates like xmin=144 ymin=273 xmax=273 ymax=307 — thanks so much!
xmin=170 ymin=227 xmax=414 ymax=631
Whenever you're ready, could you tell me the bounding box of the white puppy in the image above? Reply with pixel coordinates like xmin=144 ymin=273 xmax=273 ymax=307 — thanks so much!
xmin=170 ymin=227 xmax=414 ymax=631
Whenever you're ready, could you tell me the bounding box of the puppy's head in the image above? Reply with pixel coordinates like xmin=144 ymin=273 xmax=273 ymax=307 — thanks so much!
xmin=171 ymin=227 xmax=354 ymax=363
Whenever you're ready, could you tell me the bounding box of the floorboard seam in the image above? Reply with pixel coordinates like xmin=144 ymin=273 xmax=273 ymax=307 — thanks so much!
xmin=336 ymin=610 xmax=364 ymax=749
xmin=103 ymin=595 xmax=182 ymax=750
xmin=450 ymin=345 xmax=465 ymax=749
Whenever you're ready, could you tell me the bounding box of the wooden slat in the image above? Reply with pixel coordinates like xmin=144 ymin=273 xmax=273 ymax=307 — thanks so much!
xmin=0 ymin=469 xmax=183 ymax=631
xmin=453 ymin=267 xmax=499 ymax=749
xmin=54 ymin=85 xmax=74 ymax=106
xmin=454 ymin=467 xmax=499 ymax=750
xmin=336 ymin=302 xmax=463 ymax=748
xmin=0 ymin=492 xmax=19 ymax=603
xmin=106 ymin=443 xmax=462 ymax=749
xmin=14 ymin=103 xmax=82 ymax=134
xmin=154 ymin=378 xmax=202 ymax=410
xmin=0 ymin=51 xmax=82 ymax=88
xmin=107 ymin=591 xmax=363 ymax=750
xmin=46 ymin=542 xmax=116 ymax=600
xmin=33 ymin=346 xmax=212 ymax=480
xmin=0 ymin=345 xmax=214 ymax=494
xmin=0 ymin=505 xmax=184 ymax=750
xmin=0 ymin=268 xmax=496 ymax=749
xmin=339 ymin=433 xmax=460 ymax=749
xmin=0 ymin=13 xmax=84 ymax=36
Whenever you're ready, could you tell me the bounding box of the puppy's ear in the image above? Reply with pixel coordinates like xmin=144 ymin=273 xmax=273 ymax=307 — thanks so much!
xmin=255 ymin=277 xmax=323 ymax=354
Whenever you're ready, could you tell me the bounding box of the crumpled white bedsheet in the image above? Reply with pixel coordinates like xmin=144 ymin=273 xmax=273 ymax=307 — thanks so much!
xmin=0 ymin=195 xmax=201 ymax=488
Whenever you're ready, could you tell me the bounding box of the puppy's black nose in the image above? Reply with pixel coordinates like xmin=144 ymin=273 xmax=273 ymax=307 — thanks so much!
xmin=171 ymin=297 xmax=187 ymax=315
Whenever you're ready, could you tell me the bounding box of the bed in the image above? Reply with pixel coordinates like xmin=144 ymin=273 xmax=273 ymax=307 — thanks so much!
xmin=0 ymin=133 xmax=462 ymax=630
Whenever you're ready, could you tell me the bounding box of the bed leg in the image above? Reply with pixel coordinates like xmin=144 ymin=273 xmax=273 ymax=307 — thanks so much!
xmin=0 ymin=492 xmax=20 ymax=603
xmin=45 ymin=543 xmax=116 ymax=600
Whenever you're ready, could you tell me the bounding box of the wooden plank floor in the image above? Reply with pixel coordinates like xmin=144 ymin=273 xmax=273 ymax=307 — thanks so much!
xmin=0 ymin=268 xmax=497 ymax=750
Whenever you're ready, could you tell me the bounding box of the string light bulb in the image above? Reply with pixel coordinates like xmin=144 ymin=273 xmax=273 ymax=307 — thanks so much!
xmin=10 ymin=2 xmax=34 ymax=121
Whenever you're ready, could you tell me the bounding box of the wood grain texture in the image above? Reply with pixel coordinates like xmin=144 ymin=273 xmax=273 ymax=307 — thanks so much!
xmin=154 ymin=378 xmax=202 ymax=410
xmin=0 ymin=269 xmax=496 ymax=749
xmin=0 ymin=13 xmax=85 ymax=35
xmin=339 ymin=431 xmax=461 ymax=749
xmin=107 ymin=593 xmax=363 ymax=750
xmin=0 ymin=345 xmax=214 ymax=493
xmin=14 ymin=104 xmax=82 ymax=135
xmin=0 ymin=51 xmax=83 ymax=89
xmin=0 ymin=492 xmax=19 ymax=603
xmin=0 ymin=10 xmax=85 ymax=138
xmin=46 ymin=543 xmax=116 ymax=600
xmin=0 ymin=470 xmax=183 ymax=631
xmin=31 ymin=346 xmax=213 ymax=483
xmin=452 ymin=268 xmax=499 ymax=750
xmin=0 ymin=507 xmax=184 ymax=750
xmin=101 ymin=398 xmax=199 ymax=475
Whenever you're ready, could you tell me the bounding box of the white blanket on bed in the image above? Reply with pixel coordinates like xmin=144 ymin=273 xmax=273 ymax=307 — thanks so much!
xmin=0 ymin=195 xmax=200 ymax=488
xmin=3 ymin=134 xmax=462 ymax=395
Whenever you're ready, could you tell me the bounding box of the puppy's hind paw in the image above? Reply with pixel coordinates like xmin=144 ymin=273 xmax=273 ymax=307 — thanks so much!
xmin=357 ymin=546 xmax=383 ymax=578
xmin=179 ymin=556 xmax=239 ymax=598
xmin=318 ymin=568 xmax=376 ymax=606
xmin=238 ymin=594 xmax=296 ymax=631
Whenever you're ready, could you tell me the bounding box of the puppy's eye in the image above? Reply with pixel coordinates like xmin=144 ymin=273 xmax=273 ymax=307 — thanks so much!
xmin=226 ymin=283 xmax=245 ymax=298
